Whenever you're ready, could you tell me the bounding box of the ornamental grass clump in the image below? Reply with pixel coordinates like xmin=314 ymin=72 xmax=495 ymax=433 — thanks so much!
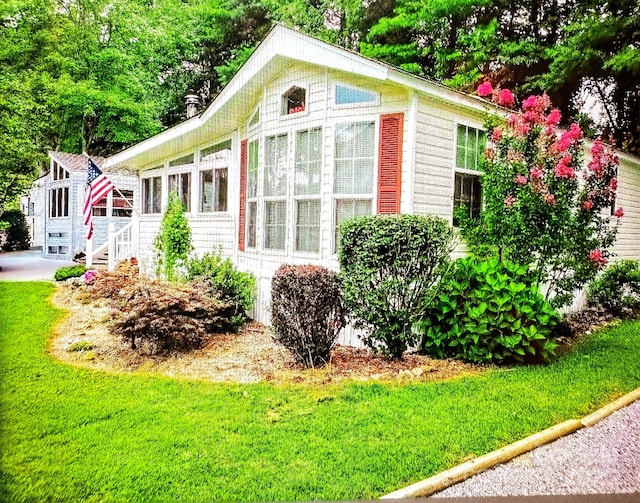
xmin=419 ymin=257 xmax=559 ymax=364
xmin=271 ymin=264 xmax=347 ymax=368
xmin=466 ymin=83 xmax=622 ymax=308
xmin=338 ymin=214 xmax=455 ymax=359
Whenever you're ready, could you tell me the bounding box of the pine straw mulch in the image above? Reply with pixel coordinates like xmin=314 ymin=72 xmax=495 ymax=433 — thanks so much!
xmin=48 ymin=284 xmax=483 ymax=386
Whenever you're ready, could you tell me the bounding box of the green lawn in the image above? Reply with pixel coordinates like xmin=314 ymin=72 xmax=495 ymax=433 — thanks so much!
xmin=1 ymin=281 xmax=639 ymax=502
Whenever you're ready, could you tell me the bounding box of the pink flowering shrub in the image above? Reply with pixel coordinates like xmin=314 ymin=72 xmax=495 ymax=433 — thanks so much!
xmin=462 ymin=86 xmax=622 ymax=308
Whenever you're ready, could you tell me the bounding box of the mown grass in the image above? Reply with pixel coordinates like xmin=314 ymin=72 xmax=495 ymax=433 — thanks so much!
xmin=1 ymin=281 xmax=639 ymax=502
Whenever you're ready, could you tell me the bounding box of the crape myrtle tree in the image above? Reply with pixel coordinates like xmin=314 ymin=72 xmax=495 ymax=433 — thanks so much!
xmin=461 ymin=82 xmax=623 ymax=308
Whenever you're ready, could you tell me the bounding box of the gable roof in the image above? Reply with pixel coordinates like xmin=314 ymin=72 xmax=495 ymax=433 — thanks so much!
xmin=50 ymin=151 xmax=106 ymax=173
xmin=105 ymin=24 xmax=491 ymax=171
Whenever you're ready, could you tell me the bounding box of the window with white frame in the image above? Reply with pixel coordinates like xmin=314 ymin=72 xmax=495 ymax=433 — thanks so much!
xmin=168 ymin=172 xmax=191 ymax=211
xmin=246 ymin=140 xmax=259 ymax=249
xmin=264 ymin=134 xmax=288 ymax=250
xmin=52 ymin=161 xmax=69 ymax=181
xmin=454 ymin=124 xmax=486 ymax=224
xmin=294 ymin=127 xmax=322 ymax=253
xmin=333 ymin=121 xmax=375 ymax=248
xmin=200 ymin=140 xmax=230 ymax=212
xmin=282 ymin=86 xmax=306 ymax=115
xmin=49 ymin=187 xmax=69 ymax=217
xmin=142 ymin=176 xmax=162 ymax=214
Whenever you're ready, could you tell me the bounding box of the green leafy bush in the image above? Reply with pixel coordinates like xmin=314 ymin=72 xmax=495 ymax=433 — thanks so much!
xmin=587 ymin=259 xmax=640 ymax=315
xmin=418 ymin=257 xmax=559 ymax=364
xmin=0 ymin=209 xmax=31 ymax=251
xmin=154 ymin=191 xmax=193 ymax=282
xmin=187 ymin=251 xmax=257 ymax=327
xmin=271 ymin=264 xmax=347 ymax=368
xmin=338 ymin=214 xmax=455 ymax=359
xmin=54 ymin=265 xmax=87 ymax=281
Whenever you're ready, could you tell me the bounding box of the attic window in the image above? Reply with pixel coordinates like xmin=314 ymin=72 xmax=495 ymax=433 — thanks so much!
xmin=335 ymin=84 xmax=378 ymax=105
xmin=282 ymin=86 xmax=306 ymax=115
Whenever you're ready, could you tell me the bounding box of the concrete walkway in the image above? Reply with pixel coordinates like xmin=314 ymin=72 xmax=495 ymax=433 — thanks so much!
xmin=0 ymin=250 xmax=76 ymax=281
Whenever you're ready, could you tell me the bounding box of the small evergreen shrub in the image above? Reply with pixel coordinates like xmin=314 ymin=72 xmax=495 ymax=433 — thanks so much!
xmin=0 ymin=210 xmax=30 ymax=251
xmin=587 ymin=259 xmax=640 ymax=315
xmin=54 ymin=265 xmax=87 ymax=281
xmin=154 ymin=191 xmax=193 ymax=282
xmin=338 ymin=214 xmax=455 ymax=359
xmin=271 ymin=264 xmax=347 ymax=368
xmin=187 ymin=251 xmax=257 ymax=328
xmin=419 ymin=257 xmax=559 ymax=364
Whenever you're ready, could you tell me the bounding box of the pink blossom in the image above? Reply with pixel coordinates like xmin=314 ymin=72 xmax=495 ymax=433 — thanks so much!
xmin=497 ymin=89 xmax=515 ymax=107
xmin=582 ymin=200 xmax=594 ymax=211
xmin=554 ymin=155 xmax=576 ymax=179
xmin=82 ymin=270 xmax=98 ymax=284
xmin=522 ymin=95 xmax=539 ymax=111
xmin=557 ymin=123 xmax=583 ymax=152
xmin=491 ymin=127 xmax=502 ymax=142
xmin=608 ymin=178 xmax=618 ymax=191
xmin=544 ymin=193 xmax=556 ymax=206
xmin=515 ymin=175 xmax=528 ymax=185
xmin=529 ymin=167 xmax=544 ymax=180
xmin=504 ymin=195 xmax=517 ymax=208
xmin=477 ymin=81 xmax=493 ymax=97
xmin=546 ymin=109 xmax=561 ymax=126
xmin=614 ymin=207 xmax=624 ymax=218
xmin=484 ymin=147 xmax=496 ymax=160
xmin=523 ymin=110 xmax=544 ymax=125
xmin=589 ymin=249 xmax=608 ymax=267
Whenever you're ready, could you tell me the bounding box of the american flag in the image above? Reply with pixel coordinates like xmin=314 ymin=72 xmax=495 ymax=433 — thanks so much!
xmin=83 ymin=157 xmax=114 ymax=239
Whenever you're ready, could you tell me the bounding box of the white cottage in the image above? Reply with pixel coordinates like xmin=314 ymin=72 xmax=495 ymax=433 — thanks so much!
xmin=24 ymin=152 xmax=138 ymax=262
xmin=104 ymin=24 xmax=640 ymax=323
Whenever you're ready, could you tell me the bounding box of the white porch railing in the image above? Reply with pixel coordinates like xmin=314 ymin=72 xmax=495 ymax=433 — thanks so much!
xmin=86 ymin=217 xmax=137 ymax=270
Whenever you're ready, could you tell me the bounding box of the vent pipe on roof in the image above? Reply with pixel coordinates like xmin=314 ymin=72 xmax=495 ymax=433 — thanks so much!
xmin=185 ymin=90 xmax=200 ymax=118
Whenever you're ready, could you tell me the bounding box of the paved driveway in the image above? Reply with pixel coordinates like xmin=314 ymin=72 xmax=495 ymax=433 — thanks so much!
xmin=0 ymin=250 xmax=76 ymax=281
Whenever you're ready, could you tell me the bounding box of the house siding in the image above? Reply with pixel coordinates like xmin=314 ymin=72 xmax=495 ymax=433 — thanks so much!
xmin=611 ymin=155 xmax=640 ymax=261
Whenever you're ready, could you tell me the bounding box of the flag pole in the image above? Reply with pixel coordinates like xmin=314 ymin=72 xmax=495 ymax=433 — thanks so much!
xmin=83 ymin=152 xmax=139 ymax=215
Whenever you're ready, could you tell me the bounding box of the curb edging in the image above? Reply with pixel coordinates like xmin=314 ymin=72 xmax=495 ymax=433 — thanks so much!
xmin=380 ymin=387 xmax=640 ymax=500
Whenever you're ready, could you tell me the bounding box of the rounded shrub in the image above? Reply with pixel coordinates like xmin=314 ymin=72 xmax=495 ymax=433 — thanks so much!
xmin=418 ymin=257 xmax=559 ymax=364
xmin=587 ymin=259 xmax=640 ymax=315
xmin=338 ymin=214 xmax=455 ymax=359
xmin=271 ymin=264 xmax=347 ymax=368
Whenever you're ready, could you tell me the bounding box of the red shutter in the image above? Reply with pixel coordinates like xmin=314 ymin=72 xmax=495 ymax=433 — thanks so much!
xmin=238 ymin=140 xmax=248 ymax=251
xmin=377 ymin=113 xmax=404 ymax=214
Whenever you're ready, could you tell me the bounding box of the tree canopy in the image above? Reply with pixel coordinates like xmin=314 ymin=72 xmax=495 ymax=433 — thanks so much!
xmin=1 ymin=0 xmax=636 ymax=214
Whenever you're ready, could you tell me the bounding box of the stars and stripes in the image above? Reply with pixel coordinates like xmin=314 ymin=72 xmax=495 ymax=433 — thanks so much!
xmin=83 ymin=157 xmax=114 ymax=239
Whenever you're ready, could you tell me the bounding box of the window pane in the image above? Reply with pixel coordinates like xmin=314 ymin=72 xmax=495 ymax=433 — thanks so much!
xmin=354 ymin=122 xmax=374 ymax=157
xmin=265 ymin=134 xmax=287 ymax=196
xmin=248 ymin=140 xmax=259 ymax=198
xmin=295 ymin=128 xmax=321 ymax=195
xmin=200 ymin=170 xmax=214 ymax=212
xmin=335 ymin=124 xmax=353 ymax=159
xmin=353 ymin=158 xmax=373 ymax=193
xmin=334 ymin=121 xmax=374 ymax=195
xmin=265 ymin=201 xmax=286 ymax=250
xmin=334 ymin=160 xmax=353 ymax=194
xmin=335 ymin=84 xmax=377 ymax=105
xmin=214 ymin=168 xmax=228 ymax=212
xmin=335 ymin=199 xmax=371 ymax=248
xmin=247 ymin=201 xmax=257 ymax=248
xmin=453 ymin=172 xmax=482 ymax=225
xmin=296 ymin=199 xmax=320 ymax=252
xmin=152 ymin=176 xmax=162 ymax=213
xmin=169 ymin=153 xmax=194 ymax=167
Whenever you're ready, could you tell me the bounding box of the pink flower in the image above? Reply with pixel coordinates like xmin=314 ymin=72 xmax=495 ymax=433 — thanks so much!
xmin=529 ymin=167 xmax=544 ymax=180
xmin=504 ymin=195 xmax=517 ymax=208
xmin=546 ymin=109 xmax=561 ymax=126
xmin=491 ymin=127 xmax=502 ymax=142
xmin=608 ymin=178 xmax=618 ymax=191
xmin=582 ymin=200 xmax=594 ymax=211
xmin=544 ymin=193 xmax=556 ymax=206
xmin=558 ymin=123 xmax=584 ymax=152
xmin=515 ymin=175 xmax=528 ymax=185
xmin=477 ymin=81 xmax=493 ymax=97
xmin=497 ymin=89 xmax=515 ymax=107
xmin=554 ymin=155 xmax=576 ymax=179
xmin=484 ymin=147 xmax=496 ymax=160
xmin=614 ymin=207 xmax=624 ymax=218
xmin=522 ymin=95 xmax=539 ymax=111
xmin=589 ymin=249 xmax=608 ymax=267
